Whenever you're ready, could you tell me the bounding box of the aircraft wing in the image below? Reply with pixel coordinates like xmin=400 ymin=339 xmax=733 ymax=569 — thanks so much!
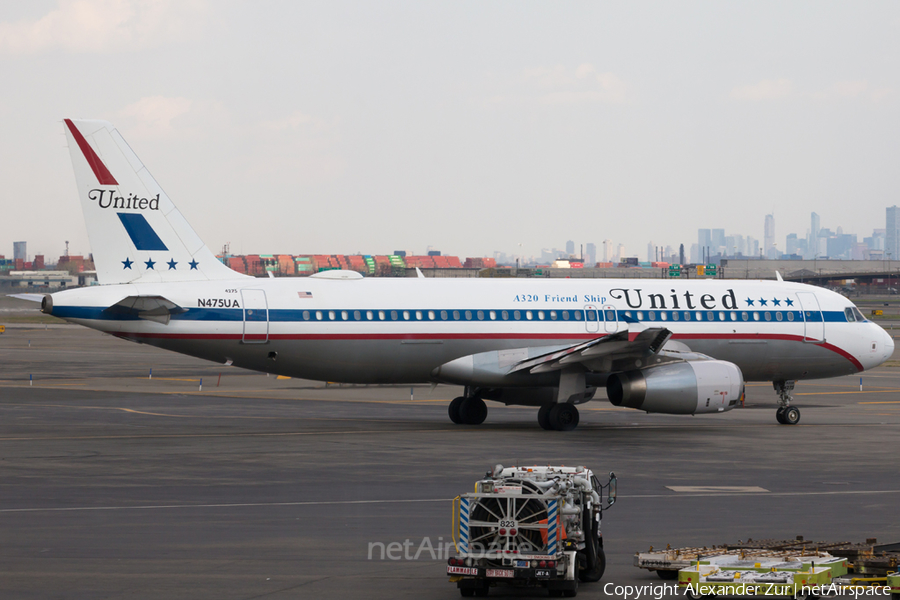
xmin=508 ymin=328 xmax=673 ymax=375
xmin=103 ymin=295 xmax=188 ymax=325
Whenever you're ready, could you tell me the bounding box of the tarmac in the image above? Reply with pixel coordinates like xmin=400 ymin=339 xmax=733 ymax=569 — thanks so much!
xmin=1 ymin=298 xmax=899 ymax=599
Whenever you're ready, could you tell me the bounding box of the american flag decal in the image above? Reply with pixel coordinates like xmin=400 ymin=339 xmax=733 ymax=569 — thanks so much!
xmin=298 ymin=292 xmax=313 ymax=299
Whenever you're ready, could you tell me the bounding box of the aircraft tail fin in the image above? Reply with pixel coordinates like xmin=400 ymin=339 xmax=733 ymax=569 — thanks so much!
xmin=63 ymin=119 xmax=246 ymax=285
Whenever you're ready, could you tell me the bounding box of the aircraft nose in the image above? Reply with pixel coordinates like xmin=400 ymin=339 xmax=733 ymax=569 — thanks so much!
xmin=883 ymin=326 xmax=895 ymax=361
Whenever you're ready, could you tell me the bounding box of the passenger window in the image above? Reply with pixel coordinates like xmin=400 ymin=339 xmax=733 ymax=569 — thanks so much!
xmin=684 ymin=312 xmax=691 ymax=321
xmin=354 ymin=310 xmax=361 ymax=320
xmin=695 ymin=312 xmax=702 ymax=321
xmin=342 ymin=311 xmax=349 ymax=321
xmin=648 ymin=311 xmax=655 ymax=321
xmin=441 ymin=310 xmax=448 ymax=320
xmin=453 ymin=310 xmax=460 ymax=320
xmin=776 ymin=312 xmax=783 ymax=321
xmin=403 ymin=311 xmax=409 ymax=320
xmin=587 ymin=310 xmax=598 ymax=322
xmin=416 ymin=311 xmax=422 ymax=320
xmin=329 ymin=311 xmax=336 ymax=320
xmin=477 ymin=311 xmax=484 ymax=320
xmin=605 ymin=310 xmax=615 ymax=321
xmin=379 ymin=310 xmax=386 ymax=320
xmin=562 ymin=311 xmax=570 ymax=321
xmin=753 ymin=313 xmax=760 ymax=321
xmin=489 ymin=310 xmax=496 ymax=320
xmin=465 ymin=310 xmax=472 ymax=320
xmin=526 ymin=310 xmax=533 ymax=320
xmin=502 ymin=310 xmax=509 ymax=320
xmin=708 ymin=311 xmax=715 ymax=321
xmin=787 ymin=312 xmax=794 ymax=321
xmin=742 ymin=312 xmax=749 ymax=321
xmin=538 ymin=311 xmax=545 ymax=320
xmin=514 ymin=310 xmax=521 ymax=320
xmin=391 ymin=310 xmax=398 ymax=320
xmin=764 ymin=312 xmax=771 ymax=321
xmin=302 ymin=311 xmax=310 ymax=320
xmin=729 ymin=312 xmax=737 ymax=321
xmin=316 ymin=311 xmax=323 ymax=320
xmin=660 ymin=312 xmax=667 ymax=321
xmin=428 ymin=311 xmax=435 ymax=320
xmin=574 ymin=311 xmax=582 ymax=321
xmin=367 ymin=310 xmax=374 ymax=320
xmin=672 ymin=312 xmax=679 ymax=321
xmin=636 ymin=311 xmax=644 ymax=320
xmin=549 ymin=311 xmax=557 ymax=321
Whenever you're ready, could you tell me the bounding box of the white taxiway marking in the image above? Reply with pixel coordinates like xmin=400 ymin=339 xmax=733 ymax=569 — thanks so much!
xmin=666 ymin=486 xmax=769 ymax=493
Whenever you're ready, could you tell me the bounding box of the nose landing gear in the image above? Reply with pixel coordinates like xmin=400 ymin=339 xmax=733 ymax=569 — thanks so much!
xmin=773 ymin=380 xmax=800 ymax=425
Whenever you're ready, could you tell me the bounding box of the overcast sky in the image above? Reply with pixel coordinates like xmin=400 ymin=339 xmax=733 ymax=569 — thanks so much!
xmin=2 ymin=1 xmax=899 ymax=262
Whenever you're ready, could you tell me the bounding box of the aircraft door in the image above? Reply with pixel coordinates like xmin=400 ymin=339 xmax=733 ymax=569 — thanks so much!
xmin=796 ymin=291 xmax=824 ymax=342
xmin=241 ymin=289 xmax=269 ymax=343
xmin=602 ymin=304 xmax=618 ymax=333
xmin=584 ymin=305 xmax=600 ymax=333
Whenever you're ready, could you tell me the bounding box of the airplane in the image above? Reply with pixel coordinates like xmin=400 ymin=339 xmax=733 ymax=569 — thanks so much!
xmin=19 ymin=119 xmax=895 ymax=431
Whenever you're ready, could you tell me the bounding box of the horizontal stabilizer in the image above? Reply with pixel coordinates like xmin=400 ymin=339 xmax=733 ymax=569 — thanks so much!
xmin=103 ymin=295 xmax=187 ymax=325
xmin=6 ymin=293 xmax=45 ymax=303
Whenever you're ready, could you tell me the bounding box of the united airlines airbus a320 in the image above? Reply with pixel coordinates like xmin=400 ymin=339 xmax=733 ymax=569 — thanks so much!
xmin=25 ymin=119 xmax=895 ymax=431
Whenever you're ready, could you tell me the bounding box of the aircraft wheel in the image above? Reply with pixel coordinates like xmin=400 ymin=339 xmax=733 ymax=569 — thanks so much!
xmin=783 ymin=406 xmax=801 ymax=425
xmin=549 ymin=403 xmax=579 ymax=431
xmin=537 ymin=405 xmax=553 ymax=430
xmin=460 ymin=396 xmax=487 ymax=425
xmin=449 ymin=397 xmax=465 ymax=424
xmin=775 ymin=407 xmax=786 ymax=424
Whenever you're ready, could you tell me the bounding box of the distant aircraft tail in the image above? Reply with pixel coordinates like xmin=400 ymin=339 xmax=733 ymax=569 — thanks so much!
xmin=63 ymin=119 xmax=246 ymax=285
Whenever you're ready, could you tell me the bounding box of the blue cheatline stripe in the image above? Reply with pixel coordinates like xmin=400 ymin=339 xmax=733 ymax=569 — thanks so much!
xmin=547 ymin=500 xmax=558 ymax=555
xmin=117 ymin=213 xmax=168 ymax=251
xmin=51 ymin=305 xmax=855 ymax=325
xmin=459 ymin=498 xmax=469 ymax=552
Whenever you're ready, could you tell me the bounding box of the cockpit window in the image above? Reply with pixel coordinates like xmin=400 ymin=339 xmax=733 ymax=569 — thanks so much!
xmin=852 ymin=307 xmax=866 ymax=322
xmin=844 ymin=307 xmax=856 ymax=322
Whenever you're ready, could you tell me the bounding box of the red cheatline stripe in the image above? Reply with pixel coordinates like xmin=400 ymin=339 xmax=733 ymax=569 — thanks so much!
xmin=64 ymin=119 xmax=118 ymax=185
xmin=110 ymin=331 xmax=864 ymax=371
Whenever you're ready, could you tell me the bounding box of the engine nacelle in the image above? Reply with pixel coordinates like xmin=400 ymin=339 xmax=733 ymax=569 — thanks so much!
xmin=606 ymin=360 xmax=744 ymax=415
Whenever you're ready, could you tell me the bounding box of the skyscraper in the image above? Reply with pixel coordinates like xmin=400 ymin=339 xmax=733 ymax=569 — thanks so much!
xmin=602 ymin=240 xmax=613 ymax=262
xmin=886 ymin=206 xmax=900 ymax=260
xmin=13 ymin=241 xmax=26 ymax=261
xmin=585 ymin=243 xmax=596 ymax=266
xmin=764 ymin=214 xmax=775 ymax=258
xmin=565 ymin=240 xmax=575 ymax=256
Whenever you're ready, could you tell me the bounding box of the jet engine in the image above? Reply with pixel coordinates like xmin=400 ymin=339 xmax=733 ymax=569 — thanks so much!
xmin=606 ymin=360 xmax=744 ymax=415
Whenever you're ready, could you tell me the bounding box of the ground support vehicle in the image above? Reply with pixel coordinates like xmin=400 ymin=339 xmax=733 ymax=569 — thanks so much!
xmin=678 ymin=555 xmax=847 ymax=599
xmin=448 ymin=465 xmax=615 ymax=597
xmin=888 ymin=570 xmax=899 ymax=599
xmin=636 ymin=536 xmax=899 ymax=580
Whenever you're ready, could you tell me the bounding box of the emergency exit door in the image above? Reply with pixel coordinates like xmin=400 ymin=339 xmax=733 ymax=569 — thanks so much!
xmin=241 ymin=289 xmax=269 ymax=343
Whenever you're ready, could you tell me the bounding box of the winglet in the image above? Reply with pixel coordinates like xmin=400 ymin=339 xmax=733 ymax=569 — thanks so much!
xmin=775 ymin=270 xmax=784 ymax=282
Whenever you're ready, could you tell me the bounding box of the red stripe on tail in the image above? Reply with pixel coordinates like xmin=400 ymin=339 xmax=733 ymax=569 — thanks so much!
xmin=64 ymin=119 xmax=118 ymax=185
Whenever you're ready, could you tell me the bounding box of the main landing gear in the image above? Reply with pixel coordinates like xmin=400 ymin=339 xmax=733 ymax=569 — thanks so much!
xmin=537 ymin=403 xmax=580 ymax=432
xmin=773 ymin=380 xmax=800 ymax=425
xmin=449 ymin=395 xmax=487 ymax=425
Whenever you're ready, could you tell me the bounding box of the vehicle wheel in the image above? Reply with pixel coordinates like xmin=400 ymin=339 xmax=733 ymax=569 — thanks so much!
xmin=537 ymin=405 xmax=553 ymax=430
xmin=459 ymin=587 xmax=474 ymax=597
xmin=460 ymin=397 xmax=487 ymax=425
xmin=474 ymin=586 xmax=489 ymax=597
xmin=562 ymin=584 xmax=578 ymax=597
xmin=548 ymin=591 xmax=563 ymax=598
xmin=775 ymin=407 xmax=786 ymax=424
xmin=783 ymin=406 xmax=800 ymax=425
xmin=656 ymin=569 xmax=678 ymax=580
xmin=579 ymin=546 xmax=605 ymax=582
xmin=548 ymin=403 xmax=579 ymax=431
xmin=449 ymin=397 xmax=465 ymax=424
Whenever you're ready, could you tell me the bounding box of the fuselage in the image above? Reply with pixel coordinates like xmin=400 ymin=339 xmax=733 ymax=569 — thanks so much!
xmin=47 ymin=277 xmax=893 ymax=384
